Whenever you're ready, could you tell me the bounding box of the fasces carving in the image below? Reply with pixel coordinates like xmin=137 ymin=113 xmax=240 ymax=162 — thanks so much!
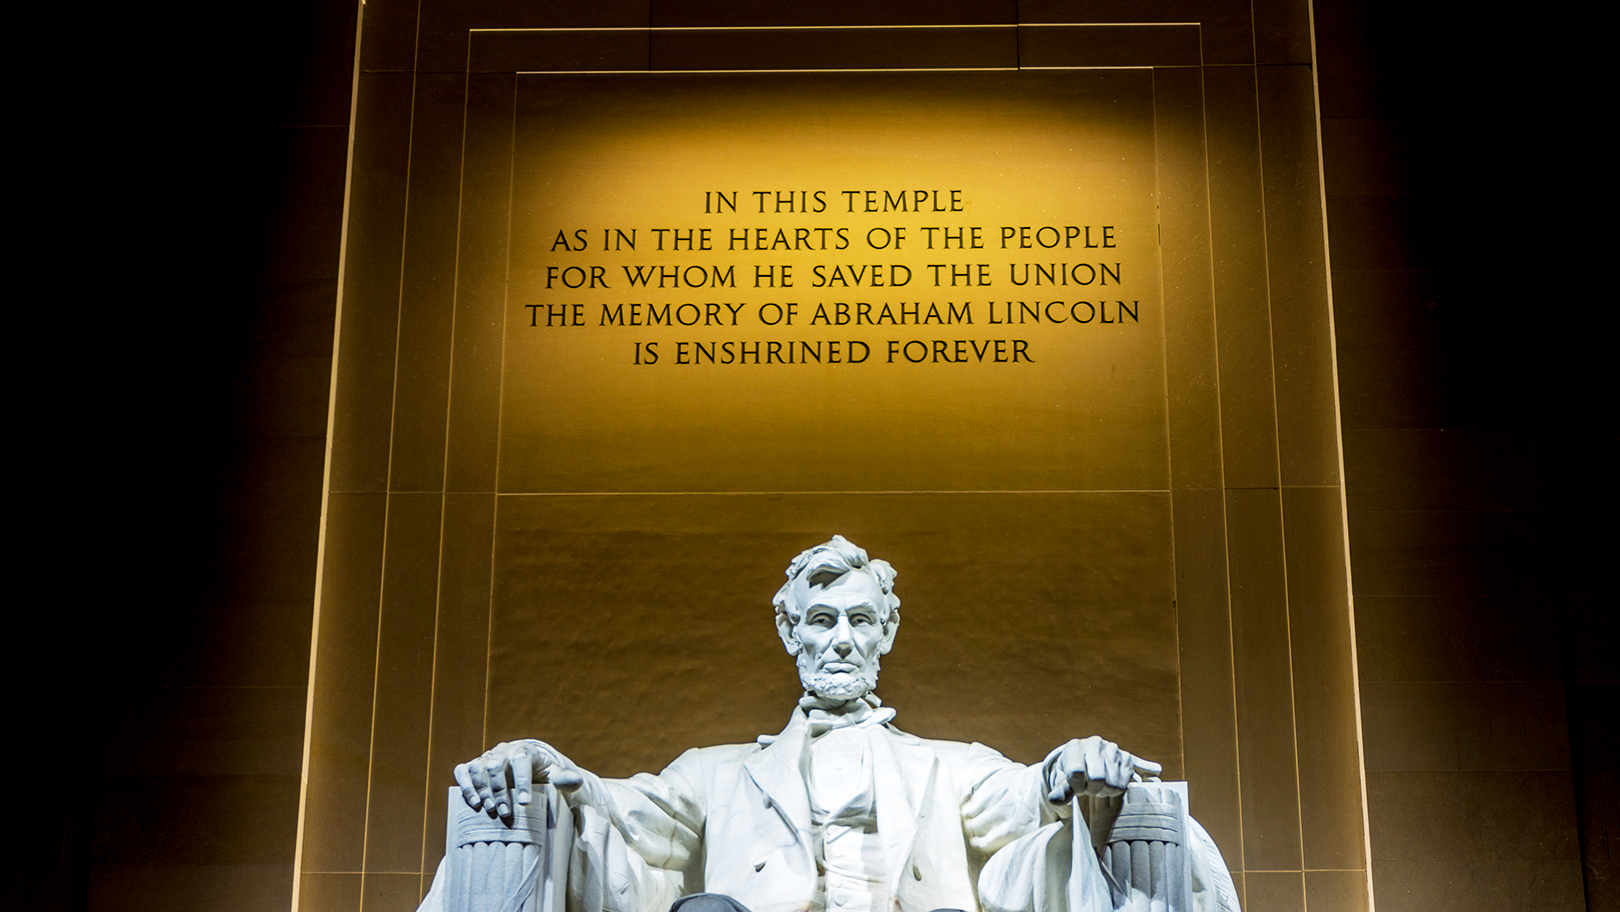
xmin=419 ymin=536 xmax=1239 ymax=912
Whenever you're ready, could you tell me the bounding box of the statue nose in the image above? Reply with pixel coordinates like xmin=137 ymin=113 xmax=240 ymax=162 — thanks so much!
xmin=831 ymin=617 xmax=855 ymax=655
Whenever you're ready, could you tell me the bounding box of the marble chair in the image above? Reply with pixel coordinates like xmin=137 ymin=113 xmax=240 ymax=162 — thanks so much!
xmin=436 ymin=786 xmax=571 ymax=912
xmin=430 ymin=781 xmax=1235 ymax=912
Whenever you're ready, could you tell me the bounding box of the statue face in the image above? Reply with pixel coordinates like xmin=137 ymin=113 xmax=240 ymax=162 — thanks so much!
xmin=786 ymin=568 xmax=897 ymax=701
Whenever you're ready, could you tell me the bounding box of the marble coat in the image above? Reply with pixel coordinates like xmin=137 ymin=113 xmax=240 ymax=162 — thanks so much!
xmin=418 ymin=713 xmax=1238 ymax=912
xmin=595 ymin=709 xmax=1059 ymax=912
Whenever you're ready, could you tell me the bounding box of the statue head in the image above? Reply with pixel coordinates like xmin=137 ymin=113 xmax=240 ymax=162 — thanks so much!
xmin=773 ymin=535 xmax=901 ymax=702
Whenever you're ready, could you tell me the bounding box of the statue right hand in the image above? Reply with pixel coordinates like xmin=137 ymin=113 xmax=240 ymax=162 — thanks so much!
xmin=453 ymin=740 xmax=585 ymax=819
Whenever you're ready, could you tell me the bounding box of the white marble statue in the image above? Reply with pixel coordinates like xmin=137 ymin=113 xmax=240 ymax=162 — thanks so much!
xmin=418 ymin=536 xmax=1239 ymax=912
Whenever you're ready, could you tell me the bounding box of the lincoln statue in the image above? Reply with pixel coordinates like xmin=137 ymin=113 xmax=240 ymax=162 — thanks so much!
xmin=418 ymin=536 xmax=1239 ymax=912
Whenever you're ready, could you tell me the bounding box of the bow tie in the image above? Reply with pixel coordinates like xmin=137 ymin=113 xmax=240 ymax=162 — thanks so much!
xmin=800 ymin=692 xmax=897 ymax=737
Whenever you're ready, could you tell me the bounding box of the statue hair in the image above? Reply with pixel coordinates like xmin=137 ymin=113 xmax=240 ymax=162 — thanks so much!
xmin=772 ymin=534 xmax=900 ymax=623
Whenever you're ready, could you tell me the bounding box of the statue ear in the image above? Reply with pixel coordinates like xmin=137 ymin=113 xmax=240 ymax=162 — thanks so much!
xmin=877 ymin=609 xmax=899 ymax=655
xmin=775 ymin=607 xmax=802 ymax=656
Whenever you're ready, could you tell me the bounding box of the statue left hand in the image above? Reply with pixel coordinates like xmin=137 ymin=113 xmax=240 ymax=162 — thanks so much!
xmin=1046 ymin=736 xmax=1163 ymax=803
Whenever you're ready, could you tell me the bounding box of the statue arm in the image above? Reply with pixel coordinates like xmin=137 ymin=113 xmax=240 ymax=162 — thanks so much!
xmin=451 ymin=740 xmax=684 ymax=862
xmin=595 ymin=749 xmax=707 ymax=874
xmin=1039 ymin=736 xmax=1162 ymax=805
xmin=451 ymin=740 xmax=706 ymax=893
xmin=956 ymin=736 xmax=1164 ymax=856
xmin=958 ymin=742 xmax=1056 ymax=854
xmin=454 ymin=739 xmax=621 ymax=819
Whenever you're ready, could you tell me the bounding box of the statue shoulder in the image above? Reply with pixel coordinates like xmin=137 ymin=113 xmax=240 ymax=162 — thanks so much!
xmin=655 ymin=739 xmax=770 ymax=776
xmin=905 ymin=733 xmax=1030 ymax=770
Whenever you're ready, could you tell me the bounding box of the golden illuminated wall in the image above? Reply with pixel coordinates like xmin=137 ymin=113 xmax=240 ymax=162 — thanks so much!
xmin=298 ymin=6 xmax=1366 ymax=912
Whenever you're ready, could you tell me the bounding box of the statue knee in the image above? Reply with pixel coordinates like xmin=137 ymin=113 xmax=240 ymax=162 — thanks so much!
xmin=669 ymin=894 xmax=753 ymax=912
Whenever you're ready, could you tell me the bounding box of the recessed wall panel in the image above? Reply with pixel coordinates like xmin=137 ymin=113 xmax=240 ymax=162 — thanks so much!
xmin=498 ymin=70 xmax=1167 ymax=494
xmin=485 ymin=491 xmax=1182 ymax=777
xmin=304 ymin=14 xmax=1367 ymax=912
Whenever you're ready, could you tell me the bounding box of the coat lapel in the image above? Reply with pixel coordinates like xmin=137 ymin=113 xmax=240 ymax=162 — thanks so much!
xmin=871 ymin=726 xmax=939 ymax=896
xmin=744 ymin=712 xmax=942 ymax=900
xmin=744 ymin=711 xmax=814 ymax=842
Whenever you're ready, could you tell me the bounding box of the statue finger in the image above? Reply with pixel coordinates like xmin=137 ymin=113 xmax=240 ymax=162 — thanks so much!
xmin=486 ymin=755 xmax=512 ymax=817
xmin=1084 ymin=747 xmax=1125 ymax=797
xmin=1108 ymin=751 xmax=1135 ymax=790
xmin=467 ymin=756 xmax=495 ymax=814
xmin=1053 ymin=740 xmax=1085 ymax=802
xmin=1130 ymin=753 xmax=1163 ymax=781
xmin=453 ymin=762 xmax=480 ymax=810
xmin=1047 ymin=783 xmax=1071 ymax=804
xmin=511 ymin=750 xmax=535 ymax=808
xmin=1080 ymin=738 xmax=1110 ymax=795
xmin=1076 ymin=766 xmax=1106 ymax=797
xmin=551 ymin=767 xmax=584 ymax=790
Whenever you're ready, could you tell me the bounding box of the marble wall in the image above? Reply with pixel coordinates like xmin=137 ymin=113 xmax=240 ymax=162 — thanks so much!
xmin=298 ymin=4 xmax=1362 ymax=910
xmin=57 ymin=2 xmax=1610 ymax=912
xmin=1315 ymin=1 xmax=1611 ymax=909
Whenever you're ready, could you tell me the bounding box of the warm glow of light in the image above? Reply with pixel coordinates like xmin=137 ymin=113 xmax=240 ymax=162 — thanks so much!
xmin=499 ymin=70 xmax=1165 ymax=494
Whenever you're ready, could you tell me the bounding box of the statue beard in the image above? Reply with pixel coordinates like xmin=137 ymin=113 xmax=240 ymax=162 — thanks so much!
xmin=797 ymin=651 xmax=880 ymax=704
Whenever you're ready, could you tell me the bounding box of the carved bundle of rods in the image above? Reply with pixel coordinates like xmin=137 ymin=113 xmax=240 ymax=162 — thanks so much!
xmin=444 ymin=788 xmax=572 ymax=912
xmin=1093 ymin=784 xmax=1194 ymax=912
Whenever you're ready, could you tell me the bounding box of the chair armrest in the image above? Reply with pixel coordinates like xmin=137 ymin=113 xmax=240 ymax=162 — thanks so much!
xmin=442 ymin=785 xmax=574 ymax=912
